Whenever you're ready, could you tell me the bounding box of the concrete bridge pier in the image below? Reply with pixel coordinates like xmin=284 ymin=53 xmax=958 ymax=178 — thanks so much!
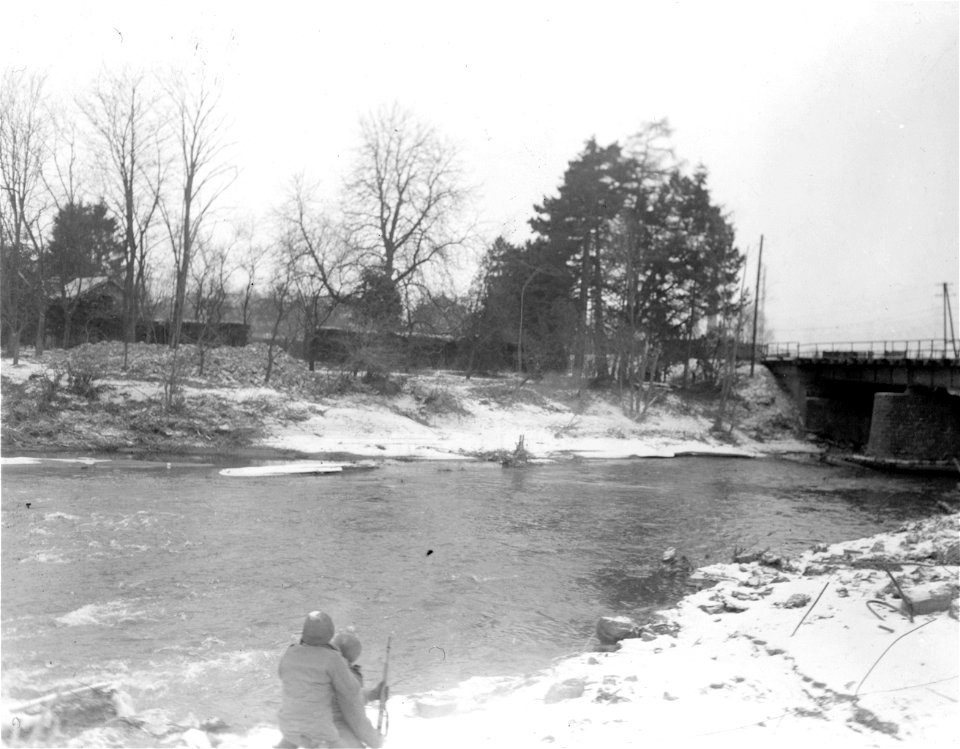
xmin=866 ymin=388 xmax=960 ymax=462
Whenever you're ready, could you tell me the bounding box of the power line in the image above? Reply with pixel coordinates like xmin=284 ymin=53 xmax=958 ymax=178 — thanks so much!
xmin=771 ymin=283 xmax=957 ymax=338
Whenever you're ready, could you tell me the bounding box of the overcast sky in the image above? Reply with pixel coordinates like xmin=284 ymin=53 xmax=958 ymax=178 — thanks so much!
xmin=7 ymin=1 xmax=959 ymax=345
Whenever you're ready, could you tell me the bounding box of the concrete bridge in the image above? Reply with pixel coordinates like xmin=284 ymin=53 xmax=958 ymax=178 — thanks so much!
xmin=762 ymin=340 xmax=960 ymax=468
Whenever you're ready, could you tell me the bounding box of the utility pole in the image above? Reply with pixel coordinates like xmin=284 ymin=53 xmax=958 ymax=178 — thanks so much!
xmin=750 ymin=235 xmax=764 ymax=376
xmin=944 ymin=282 xmax=958 ymax=357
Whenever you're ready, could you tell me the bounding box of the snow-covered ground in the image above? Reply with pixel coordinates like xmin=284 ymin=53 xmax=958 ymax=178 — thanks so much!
xmin=1 ymin=344 xmax=813 ymax=461
xmin=221 ymin=515 xmax=957 ymax=749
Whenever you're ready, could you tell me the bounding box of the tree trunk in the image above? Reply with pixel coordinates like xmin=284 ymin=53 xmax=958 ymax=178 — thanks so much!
xmin=62 ymin=306 xmax=73 ymax=348
xmin=34 ymin=306 xmax=46 ymax=355
xmin=123 ymin=258 xmax=135 ymax=369
xmin=5 ymin=244 xmax=23 ymax=364
xmin=9 ymin=329 xmax=21 ymax=365
xmin=591 ymin=240 xmax=607 ymax=379
xmin=575 ymin=241 xmax=590 ymax=379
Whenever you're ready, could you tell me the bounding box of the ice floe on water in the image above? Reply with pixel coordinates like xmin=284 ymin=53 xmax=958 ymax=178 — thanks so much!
xmin=1 ymin=456 xmax=109 ymax=466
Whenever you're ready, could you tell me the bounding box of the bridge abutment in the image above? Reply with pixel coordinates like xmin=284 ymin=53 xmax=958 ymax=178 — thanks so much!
xmin=764 ymin=356 xmax=960 ymax=465
xmin=866 ymin=389 xmax=960 ymax=462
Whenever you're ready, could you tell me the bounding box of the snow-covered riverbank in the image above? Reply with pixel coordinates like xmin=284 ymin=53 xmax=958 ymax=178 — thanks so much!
xmin=221 ymin=513 xmax=956 ymax=749
xmin=1 ymin=343 xmax=812 ymax=461
xmin=20 ymin=511 xmax=947 ymax=749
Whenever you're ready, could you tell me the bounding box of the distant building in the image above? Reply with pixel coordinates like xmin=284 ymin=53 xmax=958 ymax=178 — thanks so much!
xmin=46 ymin=276 xmax=126 ymax=347
xmin=58 ymin=276 xmax=125 ymax=304
xmin=46 ymin=277 xmax=250 ymax=349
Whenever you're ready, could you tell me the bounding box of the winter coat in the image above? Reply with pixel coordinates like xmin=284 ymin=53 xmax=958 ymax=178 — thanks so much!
xmin=278 ymin=643 xmax=382 ymax=748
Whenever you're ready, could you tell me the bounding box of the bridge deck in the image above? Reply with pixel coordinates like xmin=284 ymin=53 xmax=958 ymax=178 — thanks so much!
xmin=762 ymin=340 xmax=960 ymax=390
xmin=763 ymin=338 xmax=959 ymax=361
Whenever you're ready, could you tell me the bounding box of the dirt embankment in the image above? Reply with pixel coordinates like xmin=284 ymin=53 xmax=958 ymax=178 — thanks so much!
xmin=0 ymin=342 xmax=807 ymax=460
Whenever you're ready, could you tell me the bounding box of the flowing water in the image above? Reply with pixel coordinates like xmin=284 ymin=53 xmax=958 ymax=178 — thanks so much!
xmin=0 ymin=454 xmax=952 ymax=731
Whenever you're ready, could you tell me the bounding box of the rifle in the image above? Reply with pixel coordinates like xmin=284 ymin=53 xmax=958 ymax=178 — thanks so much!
xmin=376 ymin=636 xmax=391 ymax=734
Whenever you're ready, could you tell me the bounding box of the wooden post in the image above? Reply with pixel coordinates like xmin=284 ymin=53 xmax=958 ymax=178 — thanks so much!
xmin=750 ymin=235 xmax=764 ymax=375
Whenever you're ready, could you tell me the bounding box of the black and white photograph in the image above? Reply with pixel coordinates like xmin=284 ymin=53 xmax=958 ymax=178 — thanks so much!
xmin=1 ymin=2 xmax=958 ymax=747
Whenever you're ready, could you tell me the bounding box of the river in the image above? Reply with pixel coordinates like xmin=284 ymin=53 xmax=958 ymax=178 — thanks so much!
xmin=0 ymin=454 xmax=952 ymax=732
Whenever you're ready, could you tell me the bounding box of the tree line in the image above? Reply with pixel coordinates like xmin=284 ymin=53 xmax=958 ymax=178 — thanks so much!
xmin=471 ymin=121 xmax=747 ymax=399
xmin=0 ymin=68 xmax=474 ymax=376
xmin=2 ymin=67 xmax=749 ymax=392
xmin=1 ymin=67 xmax=237 ymax=366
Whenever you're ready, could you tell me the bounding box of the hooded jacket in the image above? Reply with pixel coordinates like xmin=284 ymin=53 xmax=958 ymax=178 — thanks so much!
xmin=278 ymin=613 xmax=382 ymax=748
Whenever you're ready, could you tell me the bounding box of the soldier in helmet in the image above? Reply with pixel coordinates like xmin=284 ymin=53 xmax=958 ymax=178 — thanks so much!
xmin=275 ymin=611 xmax=383 ymax=749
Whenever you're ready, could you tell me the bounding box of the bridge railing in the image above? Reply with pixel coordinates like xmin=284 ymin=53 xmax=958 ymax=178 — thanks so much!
xmin=762 ymin=339 xmax=960 ymax=361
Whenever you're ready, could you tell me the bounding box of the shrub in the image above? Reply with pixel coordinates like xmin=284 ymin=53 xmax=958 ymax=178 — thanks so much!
xmin=66 ymin=364 xmax=105 ymax=400
xmin=35 ymin=370 xmax=65 ymax=412
xmin=361 ymin=369 xmax=403 ymax=396
xmin=412 ymin=383 xmax=466 ymax=417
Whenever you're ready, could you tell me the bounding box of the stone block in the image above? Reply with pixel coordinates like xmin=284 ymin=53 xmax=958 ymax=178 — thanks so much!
xmin=901 ymin=582 xmax=955 ymax=616
xmin=595 ymin=616 xmax=640 ymax=644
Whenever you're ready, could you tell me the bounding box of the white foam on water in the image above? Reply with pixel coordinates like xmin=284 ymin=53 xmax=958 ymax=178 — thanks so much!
xmin=108 ymin=539 xmax=151 ymax=552
xmin=44 ymin=511 xmax=80 ymax=522
xmin=180 ymin=651 xmax=261 ymax=681
xmin=0 ymin=457 xmax=41 ymax=465
xmin=55 ymin=601 xmax=148 ymax=627
xmin=27 ymin=551 xmax=69 ymax=564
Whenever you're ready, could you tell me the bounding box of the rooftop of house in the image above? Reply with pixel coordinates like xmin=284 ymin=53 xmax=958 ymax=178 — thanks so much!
xmin=53 ymin=276 xmax=121 ymax=299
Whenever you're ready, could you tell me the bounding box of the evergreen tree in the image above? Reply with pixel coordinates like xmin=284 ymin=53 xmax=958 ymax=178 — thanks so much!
xmin=466 ymin=236 xmax=525 ymax=371
xmin=530 ymin=138 xmax=630 ymax=378
xmin=355 ymin=267 xmax=403 ymax=331
xmin=47 ymin=200 xmax=123 ymax=284
xmin=46 ymin=200 xmax=124 ymax=346
xmin=473 ymin=131 xmax=744 ymax=386
xmin=619 ymin=167 xmax=744 ymax=385
xmin=467 ymin=237 xmax=575 ymax=373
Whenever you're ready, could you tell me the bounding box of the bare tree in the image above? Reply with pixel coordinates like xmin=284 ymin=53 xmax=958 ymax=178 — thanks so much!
xmin=187 ymin=239 xmax=234 ymax=375
xmin=343 ymin=104 xmax=472 ymax=322
xmin=275 ymin=176 xmax=358 ymax=369
xmin=231 ymin=220 xmax=265 ymax=332
xmin=47 ymin=107 xmax=85 ymax=210
xmin=79 ymin=68 xmax=165 ymax=367
xmin=263 ymin=248 xmax=296 ymax=385
xmin=282 ymin=174 xmax=357 ymax=302
xmin=0 ymin=69 xmax=54 ymax=363
xmin=160 ymin=70 xmax=235 ymax=350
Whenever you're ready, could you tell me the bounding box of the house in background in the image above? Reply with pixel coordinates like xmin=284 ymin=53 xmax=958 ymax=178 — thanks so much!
xmin=46 ymin=276 xmax=125 ymax=348
xmin=46 ymin=277 xmax=251 ymax=349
